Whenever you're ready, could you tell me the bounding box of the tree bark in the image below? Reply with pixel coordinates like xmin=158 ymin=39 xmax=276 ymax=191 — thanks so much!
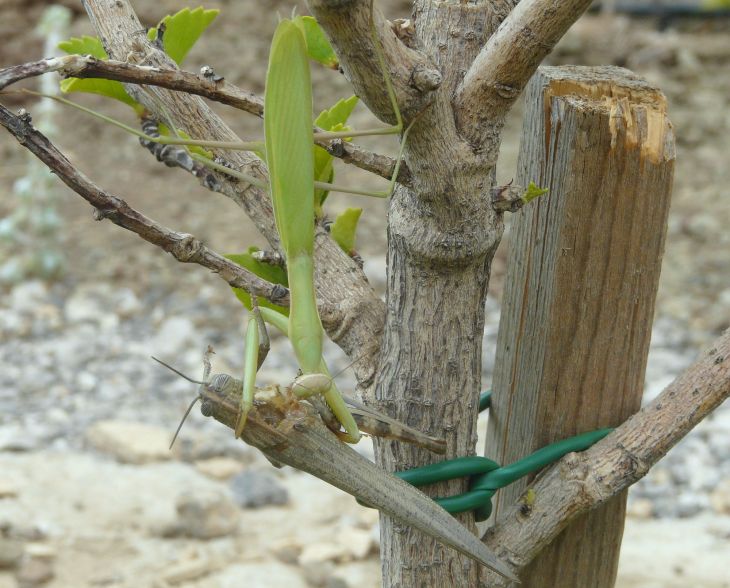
xmin=370 ymin=2 xmax=510 ymax=585
xmin=358 ymin=1 xmax=593 ymax=585
xmin=485 ymin=65 xmax=675 ymax=587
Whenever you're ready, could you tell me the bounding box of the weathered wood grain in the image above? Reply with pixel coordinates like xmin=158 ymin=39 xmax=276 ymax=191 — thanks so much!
xmin=485 ymin=65 xmax=675 ymax=587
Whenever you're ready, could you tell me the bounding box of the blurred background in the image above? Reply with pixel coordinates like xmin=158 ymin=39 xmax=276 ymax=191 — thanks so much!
xmin=0 ymin=0 xmax=728 ymax=586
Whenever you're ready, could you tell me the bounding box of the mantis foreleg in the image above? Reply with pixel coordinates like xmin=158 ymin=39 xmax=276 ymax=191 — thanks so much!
xmin=235 ymin=297 xmax=271 ymax=438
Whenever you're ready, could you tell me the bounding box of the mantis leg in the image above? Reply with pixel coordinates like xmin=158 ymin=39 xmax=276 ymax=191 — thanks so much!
xmin=258 ymin=307 xmax=361 ymax=443
xmin=251 ymin=296 xmax=270 ymax=370
xmin=235 ymin=300 xmax=265 ymax=438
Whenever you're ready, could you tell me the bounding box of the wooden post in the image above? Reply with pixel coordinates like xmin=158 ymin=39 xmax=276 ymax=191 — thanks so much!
xmin=485 ymin=66 xmax=675 ymax=587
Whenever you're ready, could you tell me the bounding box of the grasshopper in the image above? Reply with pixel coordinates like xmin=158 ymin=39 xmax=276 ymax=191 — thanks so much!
xmin=153 ymin=345 xmax=517 ymax=582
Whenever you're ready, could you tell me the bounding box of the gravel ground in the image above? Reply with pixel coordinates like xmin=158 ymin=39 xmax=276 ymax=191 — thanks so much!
xmin=1 ymin=2 xmax=729 ymax=587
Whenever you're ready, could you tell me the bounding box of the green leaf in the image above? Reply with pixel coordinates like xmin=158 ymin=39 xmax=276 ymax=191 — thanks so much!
xmin=522 ymin=181 xmax=549 ymax=204
xmin=57 ymin=36 xmax=140 ymax=110
xmin=293 ymin=16 xmax=338 ymax=69
xmin=330 ymin=208 xmax=362 ymax=254
xmin=148 ymin=7 xmax=219 ymax=66
xmin=313 ymin=96 xmax=359 ymax=209
xmin=58 ymin=35 xmax=107 ymax=59
xmin=156 ymin=123 xmax=213 ymax=158
xmin=225 ymin=248 xmax=289 ymax=316
xmin=314 ymin=95 xmax=358 ymax=131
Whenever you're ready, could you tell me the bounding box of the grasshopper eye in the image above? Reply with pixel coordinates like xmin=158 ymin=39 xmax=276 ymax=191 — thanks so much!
xmin=200 ymin=399 xmax=214 ymax=417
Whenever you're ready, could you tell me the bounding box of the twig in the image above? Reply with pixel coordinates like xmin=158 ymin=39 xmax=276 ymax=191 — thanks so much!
xmin=308 ymin=0 xmax=440 ymax=123
xmin=0 ymin=102 xmax=289 ymax=307
xmin=456 ymin=0 xmax=594 ymax=142
xmin=481 ymin=329 xmax=730 ymax=585
xmin=0 ymin=54 xmax=407 ymax=184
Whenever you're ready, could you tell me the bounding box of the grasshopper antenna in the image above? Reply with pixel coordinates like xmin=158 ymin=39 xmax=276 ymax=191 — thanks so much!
xmin=151 ymin=356 xmax=207 ymax=385
xmin=151 ymin=356 xmax=207 ymax=448
xmin=169 ymin=395 xmax=201 ymax=450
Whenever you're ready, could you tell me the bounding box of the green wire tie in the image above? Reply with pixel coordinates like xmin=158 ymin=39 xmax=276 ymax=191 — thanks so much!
xmin=392 ymin=390 xmax=613 ymax=521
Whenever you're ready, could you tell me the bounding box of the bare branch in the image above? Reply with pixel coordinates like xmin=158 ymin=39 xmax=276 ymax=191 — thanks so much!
xmin=456 ymin=0 xmax=593 ymax=142
xmin=307 ymin=0 xmax=440 ymax=124
xmin=0 ymin=103 xmax=289 ymax=307
xmin=0 ymin=55 xmax=407 ymax=184
xmin=62 ymin=56 xmax=265 ymax=116
xmin=0 ymin=56 xmax=68 ymax=91
xmin=480 ymin=329 xmax=730 ymax=585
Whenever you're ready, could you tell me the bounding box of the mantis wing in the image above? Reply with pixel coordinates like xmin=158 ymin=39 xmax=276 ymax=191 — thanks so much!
xmin=264 ymin=20 xmax=322 ymax=374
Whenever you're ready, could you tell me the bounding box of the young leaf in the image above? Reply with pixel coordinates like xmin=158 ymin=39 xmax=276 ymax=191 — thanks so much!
xmin=58 ymin=35 xmax=107 ymax=59
xmin=313 ymin=96 xmax=359 ymax=209
xmin=314 ymin=95 xmax=359 ymax=130
xmin=147 ymin=7 xmax=219 ymax=66
xmin=225 ymin=248 xmax=289 ymax=316
xmin=330 ymin=208 xmax=362 ymax=254
xmin=57 ymin=36 xmax=140 ymax=110
xmin=293 ymin=16 xmax=338 ymax=69
xmin=522 ymin=181 xmax=549 ymax=204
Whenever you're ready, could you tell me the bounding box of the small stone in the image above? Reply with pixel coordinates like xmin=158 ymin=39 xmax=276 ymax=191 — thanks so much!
xmin=356 ymin=508 xmax=379 ymax=529
xmin=31 ymin=305 xmax=63 ymax=334
xmin=10 ymin=281 xmax=49 ymax=312
xmin=86 ymin=420 xmax=176 ymax=464
xmin=159 ymin=557 xmax=214 ymax=585
xmin=0 ymin=571 xmax=18 ymax=588
xmin=0 ymin=427 xmax=39 ymax=453
xmin=271 ymin=538 xmax=302 ymax=565
xmin=0 ymin=310 xmax=28 ymax=337
xmin=710 ymin=479 xmax=730 ymax=515
xmin=176 ymin=432 xmax=251 ymax=462
xmin=0 ymin=539 xmax=23 ymax=569
xmin=0 ymin=481 xmax=19 ymax=499
xmin=64 ymin=288 xmax=105 ymax=324
xmin=330 ymin=562 xmax=381 ymax=588
xmin=114 ymin=288 xmax=142 ymax=318
xmin=370 ymin=523 xmax=380 ymax=549
xmin=165 ymin=489 xmax=240 ymax=539
xmin=675 ymin=493 xmax=710 ymax=518
xmin=76 ymin=371 xmax=98 ymax=392
xmin=22 ymin=544 xmax=55 ymax=561
xmin=299 ymin=561 xmax=336 ymax=587
xmin=298 ymin=542 xmax=349 ymax=566
xmin=336 ymin=527 xmax=373 ymax=560
xmin=627 ymin=498 xmax=654 ymax=519
xmin=230 ymin=470 xmax=289 ymax=508
xmin=154 ymin=317 xmax=196 ymax=357
xmin=194 ymin=457 xmax=244 ymax=480
xmin=16 ymin=558 xmax=53 ymax=585
xmin=216 ymin=563 xmax=308 ymax=588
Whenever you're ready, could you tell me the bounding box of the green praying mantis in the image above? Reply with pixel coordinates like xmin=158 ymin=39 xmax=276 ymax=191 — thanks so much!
xmin=35 ymin=2 xmax=411 ymax=445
